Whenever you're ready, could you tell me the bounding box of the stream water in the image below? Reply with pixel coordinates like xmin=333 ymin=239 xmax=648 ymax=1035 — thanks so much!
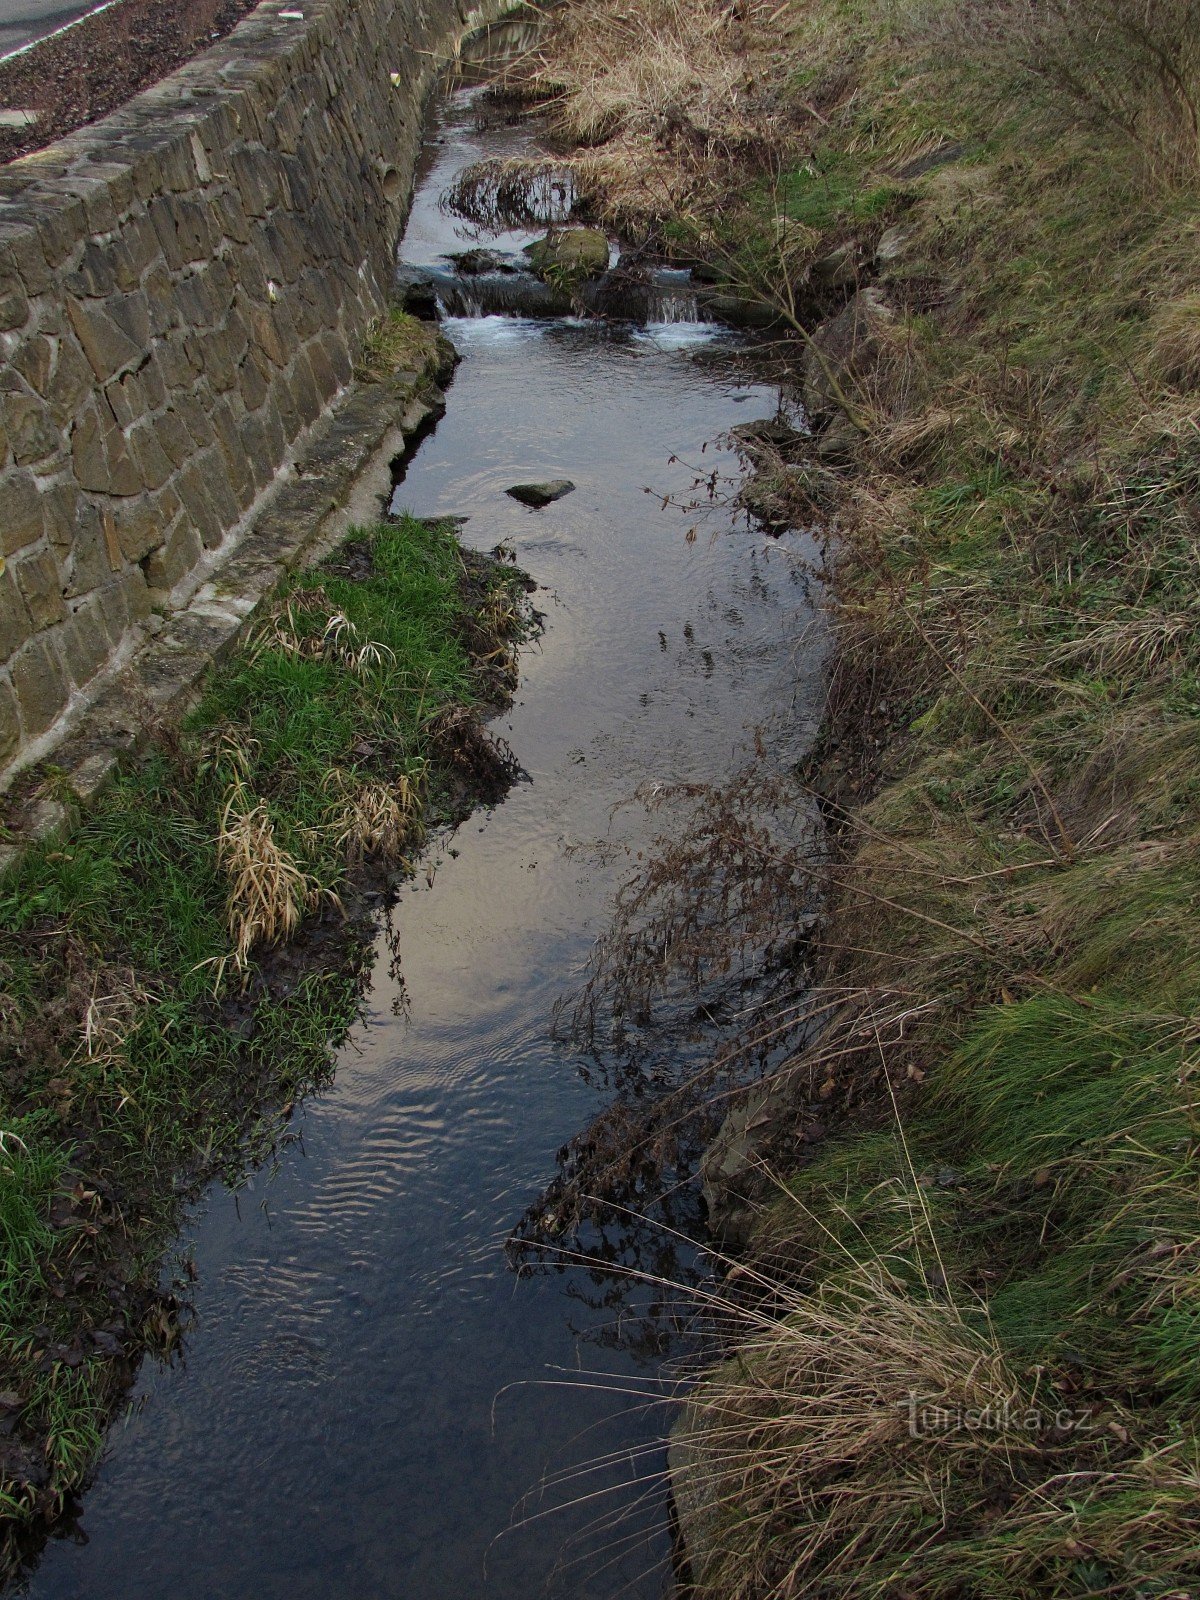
xmin=22 ymin=63 xmax=825 ymax=1600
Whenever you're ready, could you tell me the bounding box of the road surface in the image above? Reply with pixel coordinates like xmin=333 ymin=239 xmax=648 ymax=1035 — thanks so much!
xmin=0 ymin=0 xmax=110 ymax=62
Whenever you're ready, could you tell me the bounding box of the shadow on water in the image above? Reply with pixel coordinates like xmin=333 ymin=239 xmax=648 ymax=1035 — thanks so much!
xmin=19 ymin=52 xmax=827 ymax=1600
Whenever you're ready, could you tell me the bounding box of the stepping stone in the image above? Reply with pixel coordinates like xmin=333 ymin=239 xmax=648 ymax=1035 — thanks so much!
xmin=506 ymin=479 xmax=575 ymax=508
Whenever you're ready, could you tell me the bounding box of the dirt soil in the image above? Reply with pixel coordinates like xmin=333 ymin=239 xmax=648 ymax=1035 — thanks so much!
xmin=0 ymin=0 xmax=259 ymax=165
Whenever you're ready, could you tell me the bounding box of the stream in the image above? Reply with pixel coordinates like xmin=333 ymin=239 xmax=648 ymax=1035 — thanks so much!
xmin=21 ymin=58 xmax=825 ymax=1600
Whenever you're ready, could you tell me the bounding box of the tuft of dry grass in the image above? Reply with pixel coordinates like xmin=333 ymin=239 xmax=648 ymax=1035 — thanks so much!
xmin=485 ymin=0 xmax=796 ymax=234
xmin=1148 ymin=294 xmax=1200 ymax=390
xmin=353 ymin=310 xmax=439 ymax=383
xmin=217 ymin=781 xmax=330 ymax=969
xmin=321 ymin=765 xmax=426 ymax=864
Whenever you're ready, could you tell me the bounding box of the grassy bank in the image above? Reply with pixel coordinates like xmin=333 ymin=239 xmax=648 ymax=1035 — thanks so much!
xmin=496 ymin=1 xmax=1200 ymax=1593
xmin=0 ymin=504 xmax=527 ymax=1563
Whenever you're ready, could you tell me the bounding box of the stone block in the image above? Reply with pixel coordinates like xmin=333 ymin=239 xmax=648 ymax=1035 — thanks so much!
xmin=210 ymin=401 xmax=255 ymax=508
xmin=306 ymin=338 xmax=339 ymax=403
xmin=83 ymin=162 xmax=135 ymax=217
xmin=0 ymin=270 xmax=28 ymax=333
xmin=104 ymin=369 xmax=145 ymax=429
xmin=0 ymin=567 xmax=33 ymax=662
xmin=11 ymin=636 xmax=69 ymax=736
xmin=196 ymin=326 xmax=238 ymax=392
xmin=213 ymin=187 xmax=252 ymax=246
xmin=155 ymin=407 xmax=195 ymax=470
xmin=0 ymin=221 xmax=50 ymax=296
xmin=238 ymin=349 xmax=269 ymax=411
xmin=47 ymin=337 xmax=94 ymax=426
xmin=173 ymin=389 xmax=215 ymax=450
xmin=61 ymin=596 xmax=112 ymax=688
xmin=0 ymin=468 xmax=44 ymax=554
xmin=95 ymin=577 xmax=131 ymax=645
xmin=229 ymin=145 xmax=280 ymax=217
xmin=35 ymin=192 xmax=88 ymax=268
xmin=248 ymin=301 xmax=289 ymax=367
xmin=67 ymin=296 xmax=143 ymax=382
xmin=108 ymin=290 xmax=152 ymax=354
xmin=290 ymin=349 xmax=322 ymax=429
xmin=13 ymin=546 xmax=66 ymax=629
xmin=1 ymin=386 xmax=59 ymax=466
xmin=143 ymin=519 xmax=202 ymax=593
xmin=64 ymin=505 xmax=115 ymax=597
xmin=12 ymin=335 xmax=52 ymax=396
xmin=106 ymin=237 xmax=142 ymax=293
xmin=40 ymin=482 xmax=79 ymax=559
xmin=322 ymin=330 xmax=353 ymax=388
xmin=148 ymin=194 xmax=212 ymax=271
xmin=71 ymin=401 xmax=141 ymax=496
xmin=176 ymin=462 xmax=225 ymax=549
xmin=114 ymin=495 xmax=166 ymax=562
xmin=129 ymin=422 xmax=174 ymax=491
xmin=238 ymin=405 xmax=280 ymax=491
xmin=65 ymin=241 xmax=117 ymax=298
xmin=122 ymin=212 xmax=161 ymax=278
xmin=0 ymin=675 xmax=20 ymax=762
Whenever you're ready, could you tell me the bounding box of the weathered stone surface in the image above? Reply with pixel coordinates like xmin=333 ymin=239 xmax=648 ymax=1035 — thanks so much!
xmin=114 ymin=496 xmax=167 ymax=562
xmin=144 ymin=519 xmax=203 ymax=593
xmin=1 ymin=387 xmax=58 ymax=465
xmin=0 ymin=469 xmax=44 ymax=555
xmin=0 ymin=272 xmax=29 ymax=332
xmin=13 ymin=547 xmax=66 ymax=629
xmin=64 ymin=505 xmax=117 ymax=597
xmin=0 ymin=568 xmax=33 ymax=661
xmin=0 ymin=222 xmax=51 ymax=296
xmin=46 ymin=337 xmax=94 ymax=425
xmin=40 ymin=483 xmax=80 ymax=558
xmin=11 ymin=637 xmax=70 ymax=736
xmin=129 ymin=422 xmax=175 ymax=491
xmin=60 ymin=596 xmax=112 ymax=688
xmin=66 ymin=296 xmax=143 ymax=382
xmin=12 ymin=336 xmax=53 ymax=395
xmin=71 ymin=403 xmax=141 ymax=495
xmin=0 ymin=676 xmax=20 ymax=762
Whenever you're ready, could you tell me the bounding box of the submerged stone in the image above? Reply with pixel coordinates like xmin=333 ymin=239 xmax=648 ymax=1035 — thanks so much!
xmin=506 ymin=479 xmax=575 ymax=508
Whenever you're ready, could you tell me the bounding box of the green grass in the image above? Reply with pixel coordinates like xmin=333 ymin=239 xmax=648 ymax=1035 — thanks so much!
xmin=0 ymin=513 xmax=526 ymax=1547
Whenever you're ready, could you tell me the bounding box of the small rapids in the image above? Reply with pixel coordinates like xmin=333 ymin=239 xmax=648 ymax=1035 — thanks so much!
xmin=21 ymin=47 xmax=826 ymax=1600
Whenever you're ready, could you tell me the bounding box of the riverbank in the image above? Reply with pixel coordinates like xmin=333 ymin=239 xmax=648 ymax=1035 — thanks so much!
xmin=0 ymin=311 xmax=530 ymax=1563
xmin=493 ymin=1 xmax=1200 ymax=1592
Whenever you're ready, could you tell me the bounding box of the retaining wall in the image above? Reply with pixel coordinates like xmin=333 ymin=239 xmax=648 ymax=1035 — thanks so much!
xmin=0 ymin=0 xmax=479 ymax=779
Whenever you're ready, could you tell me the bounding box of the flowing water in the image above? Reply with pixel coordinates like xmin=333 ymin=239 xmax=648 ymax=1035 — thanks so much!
xmin=22 ymin=66 xmax=825 ymax=1600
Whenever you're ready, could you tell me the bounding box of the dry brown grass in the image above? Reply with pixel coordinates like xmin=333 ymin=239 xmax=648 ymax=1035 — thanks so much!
xmin=217 ymin=781 xmax=330 ymax=969
xmin=353 ymin=311 xmax=438 ymax=383
xmin=1148 ymin=295 xmax=1200 ymax=390
xmin=321 ymin=766 xmax=426 ymax=864
xmin=489 ymin=0 xmax=795 ymax=232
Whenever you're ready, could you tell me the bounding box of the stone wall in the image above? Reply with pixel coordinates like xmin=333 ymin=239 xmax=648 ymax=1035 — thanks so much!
xmin=0 ymin=0 xmax=479 ymax=779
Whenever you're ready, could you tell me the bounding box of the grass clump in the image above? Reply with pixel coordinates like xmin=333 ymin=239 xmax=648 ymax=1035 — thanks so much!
xmin=0 ymin=513 xmax=527 ymax=1560
xmin=353 ymin=310 xmax=443 ymax=383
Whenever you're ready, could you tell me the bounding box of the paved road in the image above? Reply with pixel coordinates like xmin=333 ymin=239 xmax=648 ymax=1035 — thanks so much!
xmin=0 ymin=0 xmax=107 ymax=62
